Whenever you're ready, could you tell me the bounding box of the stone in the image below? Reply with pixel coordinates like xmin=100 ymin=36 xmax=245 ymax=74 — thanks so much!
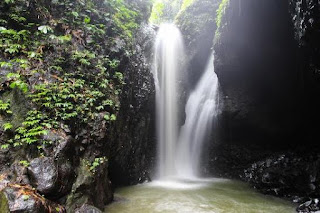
xmin=75 ymin=204 xmax=102 ymax=213
xmin=28 ymin=157 xmax=57 ymax=195
xmin=0 ymin=184 xmax=65 ymax=213
xmin=28 ymin=157 xmax=74 ymax=198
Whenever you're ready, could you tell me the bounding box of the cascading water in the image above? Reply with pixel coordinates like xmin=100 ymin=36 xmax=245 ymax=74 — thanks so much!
xmin=154 ymin=23 xmax=185 ymax=180
xmin=176 ymin=53 xmax=219 ymax=179
xmin=154 ymin=23 xmax=219 ymax=183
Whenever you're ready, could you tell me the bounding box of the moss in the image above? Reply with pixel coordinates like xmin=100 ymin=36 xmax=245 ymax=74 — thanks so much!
xmin=0 ymin=90 xmax=29 ymax=129
xmin=176 ymin=0 xmax=220 ymax=48
xmin=216 ymin=0 xmax=229 ymax=28
xmin=214 ymin=0 xmax=229 ymax=43
xmin=0 ymin=191 xmax=9 ymax=213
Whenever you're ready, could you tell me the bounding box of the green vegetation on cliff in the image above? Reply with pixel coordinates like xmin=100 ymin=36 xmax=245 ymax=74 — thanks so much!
xmin=149 ymin=0 xmax=196 ymax=24
xmin=0 ymin=0 xmax=150 ymax=154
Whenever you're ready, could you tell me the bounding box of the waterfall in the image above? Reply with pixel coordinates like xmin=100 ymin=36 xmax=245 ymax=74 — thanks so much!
xmin=154 ymin=23 xmax=219 ymax=182
xmin=176 ymin=53 xmax=219 ymax=179
xmin=154 ymin=23 xmax=185 ymax=180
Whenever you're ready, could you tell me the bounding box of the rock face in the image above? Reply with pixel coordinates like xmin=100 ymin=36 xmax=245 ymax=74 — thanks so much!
xmin=176 ymin=0 xmax=220 ymax=88
xmin=108 ymin=23 xmax=156 ymax=186
xmin=214 ymin=0 xmax=299 ymax=148
xmin=289 ymin=0 xmax=320 ymax=144
xmin=243 ymin=152 xmax=320 ymax=213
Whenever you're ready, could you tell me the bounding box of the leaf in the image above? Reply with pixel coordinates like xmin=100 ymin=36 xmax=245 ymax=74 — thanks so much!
xmin=3 ymin=123 xmax=13 ymax=131
xmin=38 ymin=25 xmax=53 ymax=34
xmin=110 ymin=114 xmax=116 ymax=121
xmin=84 ymin=17 xmax=91 ymax=24
xmin=71 ymin=11 xmax=79 ymax=17
xmin=104 ymin=114 xmax=110 ymax=121
xmin=1 ymin=144 xmax=9 ymax=149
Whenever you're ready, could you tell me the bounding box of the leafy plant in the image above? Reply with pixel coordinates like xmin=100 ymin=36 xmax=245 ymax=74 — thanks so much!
xmin=38 ymin=25 xmax=53 ymax=34
xmin=19 ymin=160 xmax=30 ymax=167
xmin=6 ymin=73 xmax=28 ymax=93
xmin=0 ymin=100 xmax=12 ymax=114
xmin=89 ymin=157 xmax=107 ymax=173
xmin=3 ymin=123 xmax=13 ymax=131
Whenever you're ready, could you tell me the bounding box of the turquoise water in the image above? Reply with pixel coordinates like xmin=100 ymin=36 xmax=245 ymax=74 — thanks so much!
xmin=105 ymin=178 xmax=296 ymax=213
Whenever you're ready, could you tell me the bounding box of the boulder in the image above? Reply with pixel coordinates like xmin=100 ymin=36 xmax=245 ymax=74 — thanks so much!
xmin=66 ymin=159 xmax=113 ymax=212
xmin=0 ymin=184 xmax=65 ymax=213
xmin=28 ymin=157 xmax=74 ymax=198
xmin=28 ymin=157 xmax=56 ymax=195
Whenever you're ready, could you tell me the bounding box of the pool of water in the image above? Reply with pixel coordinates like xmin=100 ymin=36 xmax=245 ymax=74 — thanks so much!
xmin=105 ymin=178 xmax=296 ymax=213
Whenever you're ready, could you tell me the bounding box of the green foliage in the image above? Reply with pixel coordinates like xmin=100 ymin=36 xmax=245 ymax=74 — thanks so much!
xmin=0 ymin=100 xmax=12 ymax=114
xmin=72 ymin=50 xmax=96 ymax=67
xmin=0 ymin=28 xmax=30 ymax=56
xmin=216 ymin=0 xmax=229 ymax=28
xmin=4 ymin=0 xmax=15 ymax=4
xmin=109 ymin=0 xmax=139 ymax=38
xmin=7 ymin=73 xmax=28 ymax=93
xmin=149 ymin=0 xmax=188 ymax=24
xmin=214 ymin=0 xmax=229 ymax=42
xmin=0 ymin=0 xmax=140 ymax=155
xmin=3 ymin=123 xmax=13 ymax=131
xmin=89 ymin=157 xmax=107 ymax=173
xmin=180 ymin=0 xmax=195 ymax=11
xmin=149 ymin=1 xmax=165 ymax=24
xmin=13 ymin=110 xmax=50 ymax=148
xmin=19 ymin=160 xmax=30 ymax=167
xmin=0 ymin=110 xmax=51 ymax=151
xmin=38 ymin=25 xmax=53 ymax=34
xmin=29 ymin=72 xmax=119 ymax=126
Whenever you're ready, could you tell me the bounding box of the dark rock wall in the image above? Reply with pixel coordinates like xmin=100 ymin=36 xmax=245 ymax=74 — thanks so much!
xmin=289 ymin=0 xmax=320 ymax=145
xmin=108 ymin=24 xmax=156 ymax=186
xmin=214 ymin=0 xmax=300 ymax=149
xmin=176 ymin=0 xmax=220 ymax=89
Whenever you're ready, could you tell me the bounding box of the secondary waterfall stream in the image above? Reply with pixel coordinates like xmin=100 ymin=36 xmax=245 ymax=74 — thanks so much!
xmin=176 ymin=53 xmax=218 ymax=179
xmin=154 ymin=23 xmax=219 ymax=182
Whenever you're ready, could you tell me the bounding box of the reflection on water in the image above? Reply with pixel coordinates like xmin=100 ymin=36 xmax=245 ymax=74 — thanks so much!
xmin=105 ymin=178 xmax=296 ymax=213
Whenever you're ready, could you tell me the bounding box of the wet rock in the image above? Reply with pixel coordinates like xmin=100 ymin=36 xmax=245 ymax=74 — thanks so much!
xmin=75 ymin=204 xmax=102 ymax=213
xmin=28 ymin=157 xmax=57 ymax=195
xmin=243 ymin=153 xmax=320 ymax=212
xmin=214 ymin=0 xmax=299 ymax=148
xmin=108 ymin=24 xmax=156 ymax=186
xmin=66 ymin=159 xmax=113 ymax=212
xmin=28 ymin=157 xmax=74 ymax=198
xmin=297 ymin=198 xmax=320 ymax=213
xmin=0 ymin=184 xmax=65 ymax=213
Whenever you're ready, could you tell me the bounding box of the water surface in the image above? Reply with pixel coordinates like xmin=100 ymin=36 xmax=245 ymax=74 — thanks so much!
xmin=105 ymin=179 xmax=296 ymax=213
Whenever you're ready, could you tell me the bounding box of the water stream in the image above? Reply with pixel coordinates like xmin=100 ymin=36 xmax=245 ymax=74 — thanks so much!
xmin=154 ymin=23 xmax=185 ymax=180
xmin=176 ymin=53 xmax=218 ymax=179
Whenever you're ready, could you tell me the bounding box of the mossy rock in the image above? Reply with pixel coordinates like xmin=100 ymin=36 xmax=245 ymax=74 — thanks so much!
xmin=0 ymin=89 xmax=30 ymax=129
xmin=0 ymin=191 xmax=9 ymax=213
